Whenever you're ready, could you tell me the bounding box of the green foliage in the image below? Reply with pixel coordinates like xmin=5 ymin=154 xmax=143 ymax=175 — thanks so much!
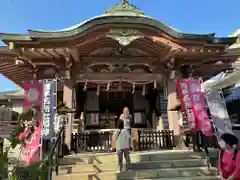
xmin=0 ymin=104 xmax=51 ymax=179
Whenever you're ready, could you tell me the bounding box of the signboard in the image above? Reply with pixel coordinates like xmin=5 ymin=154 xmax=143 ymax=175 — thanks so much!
xmin=176 ymin=79 xmax=212 ymax=136
xmin=0 ymin=107 xmax=15 ymax=138
xmin=205 ymin=89 xmax=233 ymax=137
xmin=0 ymin=106 xmax=11 ymax=122
xmin=0 ymin=121 xmax=16 ymax=138
xmin=42 ymin=80 xmax=56 ymax=139
xmin=19 ymin=81 xmax=43 ymax=166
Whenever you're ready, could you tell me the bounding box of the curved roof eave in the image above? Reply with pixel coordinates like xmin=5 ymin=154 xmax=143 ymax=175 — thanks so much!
xmin=0 ymin=34 xmax=31 ymax=42
xmin=27 ymin=15 xmax=216 ymax=40
xmin=0 ymin=14 xmax=237 ymax=45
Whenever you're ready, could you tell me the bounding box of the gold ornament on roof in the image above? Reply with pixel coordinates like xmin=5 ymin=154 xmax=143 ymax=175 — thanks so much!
xmin=104 ymin=0 xmax=144 ymax=15
xmin=121 ymin=0 xmax=127 ymax=4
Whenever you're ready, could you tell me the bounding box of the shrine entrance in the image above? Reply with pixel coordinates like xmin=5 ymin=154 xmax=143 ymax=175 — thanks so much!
xmin=85 ymin=90 xmax=134 ymax=130
xmin=0 ymin=0 xmax=235 ymax=152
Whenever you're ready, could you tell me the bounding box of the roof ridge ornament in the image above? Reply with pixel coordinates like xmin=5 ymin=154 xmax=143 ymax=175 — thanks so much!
xmin=104 ymin=0 xmax=144 ymax=15
xmin=121 ymin=0 xmax=128 ymax=5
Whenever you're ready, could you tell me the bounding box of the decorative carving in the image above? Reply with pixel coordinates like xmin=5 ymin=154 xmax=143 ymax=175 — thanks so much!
xmin=106 ymin=29 xmax=143 ymax=46
xmin=89 ymin=47 xmax=149 ymax=56
xmin=88 ymin=64 xmax=152 ymax=73
xmin=104 ymin=1 xmax=144 ymax=15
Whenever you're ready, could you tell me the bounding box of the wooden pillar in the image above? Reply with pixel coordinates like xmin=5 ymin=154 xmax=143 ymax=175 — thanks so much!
xmin=63 ymin=80 xmax=73 ymax=150
xmin=167 ymin=79 xmax=185 ymax=149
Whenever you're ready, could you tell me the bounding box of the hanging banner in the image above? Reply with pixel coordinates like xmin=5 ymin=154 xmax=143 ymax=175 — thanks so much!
xmin=19 ymin=81 xmax=42 ymax=166
xmin=176 ymin=79 xmax=213 ymax=136
xmin=42 ymin=79 xmax=56 ymax=139
xmin=205 ymin=89 xmax=233 ymax=137
xmin=176 ymin=80 xmax=197 ymax=131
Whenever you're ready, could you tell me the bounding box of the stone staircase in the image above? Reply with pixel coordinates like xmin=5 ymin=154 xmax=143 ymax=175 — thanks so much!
xmin=52 ymin=150 xmax=219 ymax=180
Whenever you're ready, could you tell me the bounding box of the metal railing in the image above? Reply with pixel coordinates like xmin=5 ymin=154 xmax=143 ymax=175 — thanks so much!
xmin=186 ymin=131 xmax=219 ymax=168
xmin=47 ymin=125 xmax=65 ymax=179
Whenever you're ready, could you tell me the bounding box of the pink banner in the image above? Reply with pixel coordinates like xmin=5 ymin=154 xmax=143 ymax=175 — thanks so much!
xmin=19 ymin=82 xmax=42 ymax=166
xmin=176 ymin=79 xmax=213 ymax=136
xmin=176 ymin=80 xmax=197 ymax=131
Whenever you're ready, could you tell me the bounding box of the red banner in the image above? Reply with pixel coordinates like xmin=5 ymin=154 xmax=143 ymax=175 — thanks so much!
xmin=19 ymin=82 xmax=42 ymax=166
xmin=176 ymin=79 xmax=212 ymax=136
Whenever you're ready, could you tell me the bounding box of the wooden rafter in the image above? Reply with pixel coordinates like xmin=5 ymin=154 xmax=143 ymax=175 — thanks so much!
xmin=0 ymin=66 xmax=32 ymax=73
xmin=151 ymin=36 xmax=184 ymax=50
xmin=131 ymin=38 xmax=165 ymax=57
xmin=31 ymin=48 xmax=55 ymax=58
xmin=160 ymin=47 xmax=180 ymax=63
xmin=3 ymin=70 xmax=32 ymax=76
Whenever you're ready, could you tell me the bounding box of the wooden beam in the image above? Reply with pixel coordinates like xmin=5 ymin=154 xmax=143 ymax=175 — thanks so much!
xmin=82 ymin=56 xmax=158 ymax=65
xmin=64 ymin=52 xmax=74 ymax=69
xmin=0 ymin=62 xmax=14 ymax=67
xmin=45 ymin=49 xmax=61 ymax=58
xmin=151 ymin=36 xmax=184 ymax=50
xmin=76 ymin=73 xmax=164 ymax=82
xmin=0 ymin=57 xmax=14 ymax=63
xmin=55 ymin=48 xmax=69 ymax=57
xmin=0 ymin=64 xmax=33 ymax=72
xmin=18 ymin=48 xmax=36 ymax=68
xmin=33 ymin=62 xmax=61 ymax=68
xmin=132 ymin=39 xmax=163 ymax=57
xmin=160 ymin=48 xmax=180 ymax=63
xmin=0 ymin=67 xmax=32 ymax=74
xmin=179 ymin=46 xmax=225 ymax=55
xmin=176 ymin=56 xmax=233 ymax=67
xmin=34 ymin=48 xmax=55 ymax=58
xmin=5 ymin=71 xmax=33 ymax=76
xmin=29 ymin=58 xmax=65 ymax=68
xmin=9 ymin=42 xmax=15 ymax=50
xmin=69 ymin=48 xmax=80 ymax=62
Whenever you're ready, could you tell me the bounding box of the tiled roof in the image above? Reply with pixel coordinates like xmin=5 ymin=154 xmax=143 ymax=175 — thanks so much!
xmin=0 ymin=88 xmax=24 ymax=100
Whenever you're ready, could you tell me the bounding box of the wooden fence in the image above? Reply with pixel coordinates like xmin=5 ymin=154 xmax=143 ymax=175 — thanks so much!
xmin=71 ymin=129 xmax=175 ymax=153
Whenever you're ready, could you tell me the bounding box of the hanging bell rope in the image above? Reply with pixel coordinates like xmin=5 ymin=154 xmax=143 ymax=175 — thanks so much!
xmin=118 ymin=81 xmax=123 ymax=91
xmin=106 ymin=82 xmax=110 ymax=91
xmin=154 ymin=80 xmax=157 ymax=89
xmin=132 ymin=82 xmax=135 ymax=94
xmin=124 ymin=80 xmax=154 ymax=85
xmin=83 ymin=81 xmax=88 ymax=91
xmin=142 ymin=84 xmax=146 ymax=96
xmin=170 ymin=70 xmax=176 ymax=79
xmin=96 ymin=84 xmax=100 ymax=96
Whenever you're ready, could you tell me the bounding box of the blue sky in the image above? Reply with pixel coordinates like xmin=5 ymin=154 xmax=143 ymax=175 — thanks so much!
xmin=0 ymin=0 xmax=239 ymax=91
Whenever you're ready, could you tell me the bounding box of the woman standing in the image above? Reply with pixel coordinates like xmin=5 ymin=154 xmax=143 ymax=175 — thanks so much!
xmin=119 ymin=107 xmax=132 ymax=149
xmin=114 ymin=120 xmax=131 ymax=172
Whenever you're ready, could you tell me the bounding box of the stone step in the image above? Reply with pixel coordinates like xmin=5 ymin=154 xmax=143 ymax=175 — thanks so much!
xmin=53 ymin=174 xmax=220 ymax=180
xmin=60 ymin=150 xmax=216 ymax=165
xmin=136 ymin=176 xmax=220 ymax=180
xmin=52 ymin=167 xmax=217 ymax=180
xmin=58 ymin=159 xmax=208 ymax=175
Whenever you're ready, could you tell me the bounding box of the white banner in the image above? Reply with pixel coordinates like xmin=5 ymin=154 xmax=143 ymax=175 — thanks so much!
xmin=42 ymin=80 xmax=56 ymax=139
xmin=205 ymin=89 xmax=233 ymax=138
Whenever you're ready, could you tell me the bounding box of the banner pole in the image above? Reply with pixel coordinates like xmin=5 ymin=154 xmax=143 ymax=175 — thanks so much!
xmin=40 ymin=79 xmax=44 ymax=161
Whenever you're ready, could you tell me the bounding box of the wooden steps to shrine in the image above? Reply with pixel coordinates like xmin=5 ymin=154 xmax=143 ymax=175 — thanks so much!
xmin=52 ymin=150 xmax=219 ymax=180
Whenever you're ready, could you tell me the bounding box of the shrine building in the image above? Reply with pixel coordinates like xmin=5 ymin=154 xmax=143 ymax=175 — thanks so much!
xmin=0 ymin=1 xmax=237 ymax=148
